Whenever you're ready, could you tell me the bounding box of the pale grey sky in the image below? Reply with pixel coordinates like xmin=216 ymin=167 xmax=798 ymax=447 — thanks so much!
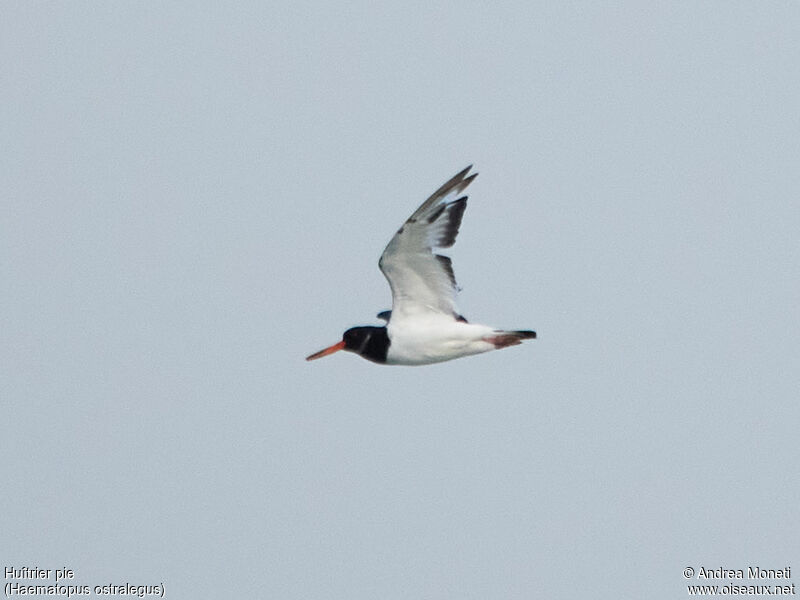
xmin=2 ymin=2 xmax=799 ymax=599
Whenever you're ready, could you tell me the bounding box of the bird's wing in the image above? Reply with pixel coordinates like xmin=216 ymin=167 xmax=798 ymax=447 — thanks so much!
xmin=378 ymin=166 xmax=477 ymax=322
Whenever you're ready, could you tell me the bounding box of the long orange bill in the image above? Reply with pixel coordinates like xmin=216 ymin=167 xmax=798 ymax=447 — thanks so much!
xmin=306 ymin=340 xmax=346 ymax=361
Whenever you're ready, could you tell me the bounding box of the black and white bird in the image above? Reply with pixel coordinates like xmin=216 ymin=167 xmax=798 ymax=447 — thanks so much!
xmin=306 ymin=166 xmax=536 ymax=365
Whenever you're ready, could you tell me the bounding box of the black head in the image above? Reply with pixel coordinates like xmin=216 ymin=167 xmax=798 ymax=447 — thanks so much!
xmin=342 ymin=326 xmax=390 ymax=364
xmin=306 ymin=325 xmax=389 ymax=364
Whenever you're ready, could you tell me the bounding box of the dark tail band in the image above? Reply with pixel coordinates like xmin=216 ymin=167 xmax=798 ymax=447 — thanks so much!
xmin=485 ymin=329 xmax=537 ymax=349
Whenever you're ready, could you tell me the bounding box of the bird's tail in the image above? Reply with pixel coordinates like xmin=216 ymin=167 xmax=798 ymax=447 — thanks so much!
xmin=484 ymin=330 xmax=537 ymax=349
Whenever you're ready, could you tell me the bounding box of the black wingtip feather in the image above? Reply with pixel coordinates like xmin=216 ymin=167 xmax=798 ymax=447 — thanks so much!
xmin=435 ymin=254 xmax=457 ymax=287
xmin=425 ymin=166 xmax=477 ymax=204
xmin=461 ymin=172 xmax=478 ymax=190
xmin=436 ymin=197 xmax=467 ymax=248
xmin=426 ymin=204 xmax=447 ymax=224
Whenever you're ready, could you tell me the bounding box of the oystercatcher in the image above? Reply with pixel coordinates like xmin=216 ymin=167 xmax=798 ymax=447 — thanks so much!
xmin=306 ymin=166 xmax=536 ymax=365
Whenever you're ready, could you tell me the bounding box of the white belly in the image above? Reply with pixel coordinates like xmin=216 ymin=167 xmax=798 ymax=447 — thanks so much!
xmin=386 ymin=318 xmax=497 ymax=365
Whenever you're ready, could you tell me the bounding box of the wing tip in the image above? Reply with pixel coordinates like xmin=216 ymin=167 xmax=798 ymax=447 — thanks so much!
xmin=426 ymin=165 xmax=478 ymax=205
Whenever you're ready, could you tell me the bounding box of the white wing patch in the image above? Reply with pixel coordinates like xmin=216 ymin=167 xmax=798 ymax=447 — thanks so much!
xmin=378 ymin=166 xmax=477 ymax=322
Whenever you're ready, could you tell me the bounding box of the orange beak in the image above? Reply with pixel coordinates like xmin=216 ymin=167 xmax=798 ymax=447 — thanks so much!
xmin=306 ymin=340 xmax=346 ymax=361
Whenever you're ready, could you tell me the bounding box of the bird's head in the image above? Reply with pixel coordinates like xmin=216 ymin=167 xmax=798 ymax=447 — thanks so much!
xmin=306 ymin=326 xmax=385 ymax=361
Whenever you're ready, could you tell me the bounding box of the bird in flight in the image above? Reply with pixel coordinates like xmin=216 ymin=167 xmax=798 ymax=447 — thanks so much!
xmin=306 ymin=166 xmax=536 ymax=365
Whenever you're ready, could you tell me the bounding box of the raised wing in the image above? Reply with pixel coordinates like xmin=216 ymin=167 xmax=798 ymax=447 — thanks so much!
xmin=378 ymin=166 xmax=477 ymax=321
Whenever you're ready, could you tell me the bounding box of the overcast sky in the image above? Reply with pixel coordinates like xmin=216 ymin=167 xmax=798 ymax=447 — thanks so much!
xmin=3 ymin=2 xmax=799 ymax=599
